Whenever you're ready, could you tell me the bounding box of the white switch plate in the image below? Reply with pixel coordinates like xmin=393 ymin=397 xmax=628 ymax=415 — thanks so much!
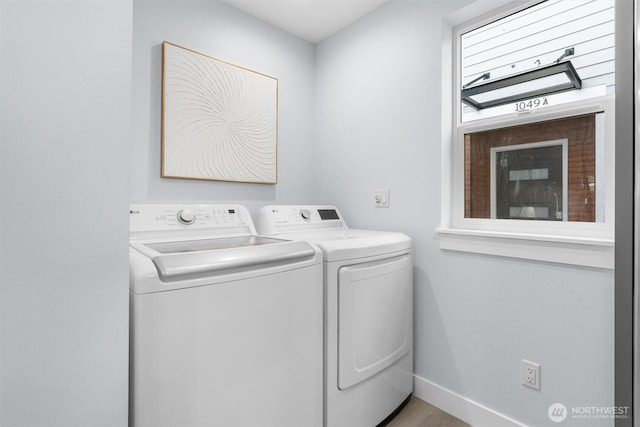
xmin=374 ymin=188 xmax=390 ymax=208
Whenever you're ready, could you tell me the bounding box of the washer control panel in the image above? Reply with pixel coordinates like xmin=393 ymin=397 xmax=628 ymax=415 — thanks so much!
xmin=129 ymin=204 xmax=255 ymax=234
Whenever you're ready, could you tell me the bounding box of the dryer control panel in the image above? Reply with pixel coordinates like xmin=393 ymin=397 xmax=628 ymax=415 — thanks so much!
xmin=257 ymin=205 xmax=347 ymax=235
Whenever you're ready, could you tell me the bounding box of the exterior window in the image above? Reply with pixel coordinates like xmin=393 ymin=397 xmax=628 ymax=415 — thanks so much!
xmin=465 ymin=113 xmax=603 ymax=222
xmin=440 ymin=0 xmax=615 ymax=269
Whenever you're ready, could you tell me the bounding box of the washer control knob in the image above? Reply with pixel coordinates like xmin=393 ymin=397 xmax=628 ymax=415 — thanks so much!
xmin=177 ymin=209 xmax=196 ymax=225
xmin=300 ymin=209 xmax=311 ymax=221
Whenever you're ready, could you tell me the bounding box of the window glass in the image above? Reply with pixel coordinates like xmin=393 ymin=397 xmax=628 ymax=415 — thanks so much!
xmin=464 ymin=113 xmax=603 ymax=222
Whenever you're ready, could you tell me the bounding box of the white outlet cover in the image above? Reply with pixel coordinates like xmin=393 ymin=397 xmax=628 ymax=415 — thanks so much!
xmin=375 ymin=188 xmax=390 ymax=208
xmin=521 ymin=359 xmax=541 ymax=390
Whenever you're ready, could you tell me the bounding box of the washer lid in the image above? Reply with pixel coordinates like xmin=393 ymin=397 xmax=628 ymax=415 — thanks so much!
xmin=131 ymin=237 xmax=316 ymax=280
xmin=144 ymin=235 xmax=284 ymax=254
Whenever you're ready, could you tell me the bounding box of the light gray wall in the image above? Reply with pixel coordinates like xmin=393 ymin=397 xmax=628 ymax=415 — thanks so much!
xmin=315 ymin=1 xmax=615 ymax=425
xmin=0 ymin=1 xmax=132 ymax=426
xmin=131 ymin=1 xmax=317 ymax=214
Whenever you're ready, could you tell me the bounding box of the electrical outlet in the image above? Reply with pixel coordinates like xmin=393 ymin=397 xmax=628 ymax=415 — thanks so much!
xmin=521 ymin=359 xmax=541 ymax=390
xmin=374 ymin=188 xmax=390 ymax=208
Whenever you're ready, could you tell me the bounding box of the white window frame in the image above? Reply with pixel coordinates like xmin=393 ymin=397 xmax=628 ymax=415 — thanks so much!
xmin=438 ymin=1 xmax=615 ymax=270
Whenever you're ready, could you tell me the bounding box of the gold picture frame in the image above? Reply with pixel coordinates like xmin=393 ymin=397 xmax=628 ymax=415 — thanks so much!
xmin=161 ymin=41 xmax=278 ymax=184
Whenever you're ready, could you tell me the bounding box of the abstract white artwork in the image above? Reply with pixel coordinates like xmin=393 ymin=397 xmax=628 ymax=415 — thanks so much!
xmin=162 ymin=41 xmax=278 ymax=184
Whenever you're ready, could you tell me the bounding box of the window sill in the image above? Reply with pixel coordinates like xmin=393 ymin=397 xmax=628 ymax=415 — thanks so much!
xmin=436 ymin=228 xmax=614 ymax=269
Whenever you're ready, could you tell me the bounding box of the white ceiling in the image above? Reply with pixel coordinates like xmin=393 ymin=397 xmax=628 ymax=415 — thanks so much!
xmin=222 ymin=0 xmax=392 ymax=43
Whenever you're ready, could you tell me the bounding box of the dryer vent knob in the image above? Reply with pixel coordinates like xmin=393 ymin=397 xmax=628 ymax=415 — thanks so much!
xmin=177 ymin=209 xmax=196 ymax=225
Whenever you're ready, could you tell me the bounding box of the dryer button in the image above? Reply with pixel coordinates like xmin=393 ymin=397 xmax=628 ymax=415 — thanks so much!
xmin=300 ymin=209 xmax=311 ymax=220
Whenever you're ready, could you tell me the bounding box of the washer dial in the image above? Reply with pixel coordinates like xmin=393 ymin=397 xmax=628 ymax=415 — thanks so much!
xmin=177 ymin=209 xmax=196 ymax=225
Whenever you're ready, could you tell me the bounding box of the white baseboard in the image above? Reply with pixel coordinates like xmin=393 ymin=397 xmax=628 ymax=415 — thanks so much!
xmin=413 ymin=375 xmax=525 ymax=427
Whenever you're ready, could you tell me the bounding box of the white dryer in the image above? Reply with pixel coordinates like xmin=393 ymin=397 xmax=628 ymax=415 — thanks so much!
xmin=257 ymin=205 xmax=413 ymax=427
xmin=129 ymin=204 xmax=323 ymax=427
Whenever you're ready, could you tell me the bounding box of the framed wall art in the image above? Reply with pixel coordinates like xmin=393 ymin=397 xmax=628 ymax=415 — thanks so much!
xmin=161 ymin=41 xmax=278 ymax=184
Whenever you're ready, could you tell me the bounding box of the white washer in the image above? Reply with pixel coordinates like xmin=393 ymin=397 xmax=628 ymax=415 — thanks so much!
xmin=129 ymin=204 xmax=323 ymax=427
xmin=257 ymin=205 xmax=413 ymax=427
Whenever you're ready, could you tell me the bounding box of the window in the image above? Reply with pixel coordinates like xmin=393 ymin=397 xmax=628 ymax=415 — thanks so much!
xmin=439 ymin=0 xmax=615 ymax=269
xmin=466 ymin=113 xmax=603 ymax=222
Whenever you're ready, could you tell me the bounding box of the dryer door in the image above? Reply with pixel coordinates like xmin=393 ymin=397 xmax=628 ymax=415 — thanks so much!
xmin=337 ymin=254 xmax=412 ymax=390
